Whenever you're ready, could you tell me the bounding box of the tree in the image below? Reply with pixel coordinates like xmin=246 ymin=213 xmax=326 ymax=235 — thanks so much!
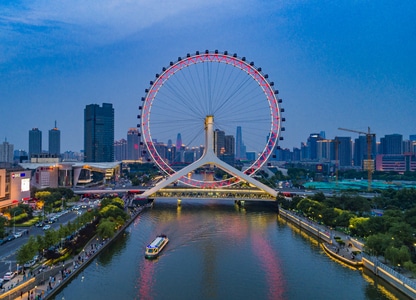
xmin=44 ymin=229 xmax=59 ymax=249
xmin=349 ymin=216 xmax=369 ymax=237
xmin=16 ymin=236 xmax=38 ymax=264
xmin=364 ymin=233 xmax=391 ymax=257
xmin=97 ymin=219 xmax=116 ymax=239
xmin=0 ymin=216 xmax=7 ymax=238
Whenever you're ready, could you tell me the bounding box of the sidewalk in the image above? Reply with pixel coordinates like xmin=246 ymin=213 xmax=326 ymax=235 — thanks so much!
xmin=0 ymin=205 xmax=144 ymax=300
xmin=0 ymin=236 xmax=108 ymax=300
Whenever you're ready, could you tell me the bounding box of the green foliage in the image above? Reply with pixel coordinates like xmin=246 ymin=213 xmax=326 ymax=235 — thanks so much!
xmin=97 ymin=219 xmax=116 ymax=239
xmin=364 ymin=233 xmax=391 ymax=257
xmin=44 ymin=229 xmax=59 ymax=249
xmin=16 ymin=236 xmax=38 ymax=264
xmin=0 ymin=216 xmax=7 ymax=238
xmin=349 ymin=217 xmax=369 ymax=236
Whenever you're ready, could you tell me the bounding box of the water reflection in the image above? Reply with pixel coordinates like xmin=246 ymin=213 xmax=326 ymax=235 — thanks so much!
xmin=53 ymin=200 xmax=410 ymax=300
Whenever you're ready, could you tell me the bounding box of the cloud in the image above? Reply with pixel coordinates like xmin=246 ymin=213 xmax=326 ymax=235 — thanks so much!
xmin=2 ymin=1 xmax=248 ymax=44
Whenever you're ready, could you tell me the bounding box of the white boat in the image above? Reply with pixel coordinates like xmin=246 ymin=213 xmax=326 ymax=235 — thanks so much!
xmin=145 ymin=234 xmax=169 ymax=259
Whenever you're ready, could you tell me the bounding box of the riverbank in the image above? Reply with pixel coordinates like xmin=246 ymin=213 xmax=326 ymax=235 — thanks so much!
xmin=279 ymin=208 xmax=416 ymax=299
xmin=0 ymin=205 xmax=145 ymax=300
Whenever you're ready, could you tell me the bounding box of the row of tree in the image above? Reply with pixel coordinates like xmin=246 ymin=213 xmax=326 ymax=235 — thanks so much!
xmin=278 ymin=188 xmax=416 ymax=275
xmin=16 ymin=196 xmax=129 ymax=266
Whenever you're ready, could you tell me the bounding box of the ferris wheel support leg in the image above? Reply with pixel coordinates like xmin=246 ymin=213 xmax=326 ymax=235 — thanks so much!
xmin=141 ymin=116 xmax=277 ymax=198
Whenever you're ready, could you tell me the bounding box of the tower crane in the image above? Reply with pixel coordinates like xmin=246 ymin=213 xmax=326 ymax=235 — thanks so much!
xmin=338 ymin=127 xmax=376 ymax=191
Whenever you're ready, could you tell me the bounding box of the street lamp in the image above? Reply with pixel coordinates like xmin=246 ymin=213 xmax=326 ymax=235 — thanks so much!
xmin=13 ymin=211 xmax=17 ymax=235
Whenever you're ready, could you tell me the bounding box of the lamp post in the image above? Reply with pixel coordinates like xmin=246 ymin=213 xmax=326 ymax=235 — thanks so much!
xmin=13 ymin=211 xmax=17 ymax=235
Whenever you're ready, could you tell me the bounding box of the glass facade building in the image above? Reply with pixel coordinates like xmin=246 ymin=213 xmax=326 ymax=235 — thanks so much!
xmin=84 ymin=103 xmax=114 ymax=162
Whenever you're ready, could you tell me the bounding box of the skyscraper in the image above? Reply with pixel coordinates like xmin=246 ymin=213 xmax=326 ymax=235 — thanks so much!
xmin=380 ymin=134 xmax=403 ymax=155
xmin=307 ymin=133 xmax=324 ymax=160
xmin=127 ymin=128 xmax=140 ymax=160
xmin=49 ymin=121 xmax=61 ymax=157
xmin=236 ymin=126 xmax=243 ymax=159
xmin=175 ymin=133 xmax=182 ymax=151
xmin=84 ymin=103 xmax=114 ymax=162
xmin=335 ymin=136 xmax=352 ymax=167
xmin=29 ymin=128 xmax=42 ymax=158
xmin=0 ymin=139 xmax=13 ymax=163
xmin=214 ymin=129 xmax=225 ymax=155
xmin=114 ymin=138 xmax=127 ymax=161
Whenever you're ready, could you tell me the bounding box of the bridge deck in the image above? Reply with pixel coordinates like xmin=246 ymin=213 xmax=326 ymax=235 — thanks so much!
xmin=150 ymin=187 xmax=277 ymax=201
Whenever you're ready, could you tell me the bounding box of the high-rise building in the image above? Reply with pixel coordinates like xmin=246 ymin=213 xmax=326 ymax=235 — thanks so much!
xmin=175 ymin=133 xmax=182 ymax=151
xmin=353 ymin=135 xmax=376 ymax=167
xmin=13 ymin=149 xmax=28 ymax=163
xmin=380 ymin=134 xmax=403 ymax=155
xmin=214 ymin=129 xmax=225 ymax=155
xmin=49 ymin=121 xmax=61 ymax=157
xmin=0 ymin=139 xmax=13 ymax=163
xmin=306 ymin=133 xmax=325 ymax=160
xmin=316 ymin=139 xmax=332 ymax=161
xmin=114 ymin=139 xmax=127 ymax=161
xmin=127 ymin=128 xmax=140 ymax=160
xmin=84 ymin=103 xmax=114 ymax=162
xmin=236 ymin=126 xmax=243 ymax=159
xmin=29 ymin=128 xmax=42 ymax=158
xmin=335 ymin=136 xmax=352 ymax=167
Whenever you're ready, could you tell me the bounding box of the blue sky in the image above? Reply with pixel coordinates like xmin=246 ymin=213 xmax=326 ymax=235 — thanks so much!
xmin=1 ymin=0 xmax=415 ymax=153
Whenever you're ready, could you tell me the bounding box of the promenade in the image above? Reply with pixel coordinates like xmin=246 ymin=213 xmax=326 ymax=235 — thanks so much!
xmin=0 ymin=205 xmax=145 ymax=300
xmin=279 ymin=208 xmax=416 ymax=299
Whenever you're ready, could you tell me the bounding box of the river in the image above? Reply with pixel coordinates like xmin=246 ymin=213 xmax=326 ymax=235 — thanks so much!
xmin=52 ymin=199 xmax=410 ymax=300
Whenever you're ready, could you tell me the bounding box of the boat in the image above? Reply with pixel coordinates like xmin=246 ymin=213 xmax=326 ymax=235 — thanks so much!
xmin=145 ymin=234 xmax=169 ymax=259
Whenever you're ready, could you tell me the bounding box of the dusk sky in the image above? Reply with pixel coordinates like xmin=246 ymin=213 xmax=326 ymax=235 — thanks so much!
xmin=1 ymin=1 xmax=415 ymax=153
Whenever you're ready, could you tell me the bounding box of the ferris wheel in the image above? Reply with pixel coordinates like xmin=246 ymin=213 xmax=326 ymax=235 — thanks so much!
xmin=138 ymin=50 xmax=285 ymax=188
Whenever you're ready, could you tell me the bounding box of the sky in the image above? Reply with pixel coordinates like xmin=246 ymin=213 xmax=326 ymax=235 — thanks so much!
xmin=1 ymin=0 xmax=415 ymax=153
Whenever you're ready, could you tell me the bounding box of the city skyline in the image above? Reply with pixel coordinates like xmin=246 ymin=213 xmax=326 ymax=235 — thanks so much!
xmin=1 ymin=1 xmax=415 ymax=152
xmin=5 ymin=122 xmax=416 ymax=157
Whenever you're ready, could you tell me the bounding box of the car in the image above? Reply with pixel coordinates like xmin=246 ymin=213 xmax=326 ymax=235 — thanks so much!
xmin=0 ymin=239 xmax=6 ymax=245
xmin=24 ymin=260 xmax=36 ymax=268
xmin=33 ymin=255 xmax=40 ymax=262
xmin=42 ymin=225 xmax=51 ymax=230
xmin=6 ymin=235 xmax=15 ymax=241
xmin=14 ymin=231 xmax=23 ymax=238
xmin=3 ymin=272 xmax=15 ymax=281
xmin=35 ymin=222 xmax=44 ymax=227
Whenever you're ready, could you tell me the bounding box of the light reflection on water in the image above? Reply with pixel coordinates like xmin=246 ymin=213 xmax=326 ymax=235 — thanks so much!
xmin=53 ymin=200 xmax=409 ymax=300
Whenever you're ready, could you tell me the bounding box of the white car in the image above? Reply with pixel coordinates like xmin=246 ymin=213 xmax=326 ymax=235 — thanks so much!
xmin=3 ymin=272 xmax=15 ymax=281
xmin=42 ymin=225 xmax=51 ymax=230
xmin=24 ymin=260 xmax=36 ymax=268
xmin=14 ymin=231 xmax=23 ymax=238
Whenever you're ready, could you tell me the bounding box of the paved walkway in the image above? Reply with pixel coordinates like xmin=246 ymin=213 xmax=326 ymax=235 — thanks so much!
xmin=0 ymin=205 xmax=144 ymax=300
xmin=0 ymin=235 xmax=108 ymax=300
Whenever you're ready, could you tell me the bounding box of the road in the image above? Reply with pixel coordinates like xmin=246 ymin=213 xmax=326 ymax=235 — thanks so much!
xmin=0 ymin=206 xmax=88 ymax=278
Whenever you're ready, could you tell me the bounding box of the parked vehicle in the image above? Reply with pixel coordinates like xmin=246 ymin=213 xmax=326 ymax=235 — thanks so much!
xmin=3 ymin=272 xmax=15 ymax=281
xmin=24 ymin=260 xmax=36 ymax=268
xmin=14 ymin=231 xmax=23 ymax=238
xmin=42 ymin=225 xmax=51 ymax=230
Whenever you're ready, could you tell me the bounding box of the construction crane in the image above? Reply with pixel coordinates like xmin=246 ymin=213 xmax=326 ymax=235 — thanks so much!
xmin=338 ymin=127 xmax=376 ymax=191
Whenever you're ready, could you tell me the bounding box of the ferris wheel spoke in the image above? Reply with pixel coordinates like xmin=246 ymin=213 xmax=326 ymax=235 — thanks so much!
xmin=140 ymin=51 xmax=283 ymax=187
